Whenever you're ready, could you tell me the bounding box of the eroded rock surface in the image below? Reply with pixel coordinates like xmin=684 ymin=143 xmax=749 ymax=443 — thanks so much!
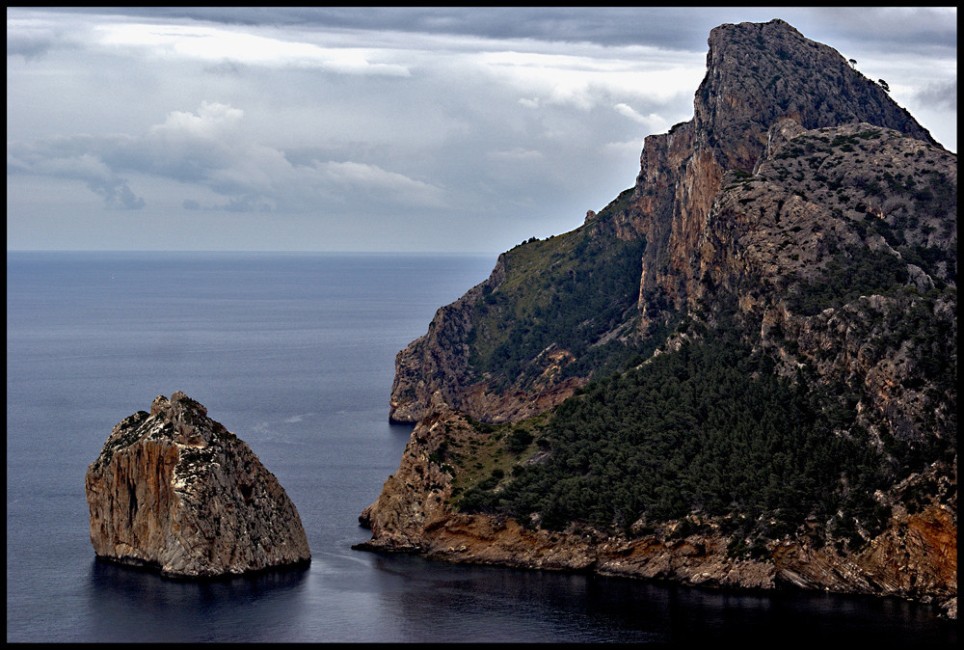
xmin=85 ymin=392 xmax=310 ymax=577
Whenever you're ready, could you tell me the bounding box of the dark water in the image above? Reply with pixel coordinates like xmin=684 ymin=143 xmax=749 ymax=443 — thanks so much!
xmin=5 ymin=251 xmax=956 ymax=643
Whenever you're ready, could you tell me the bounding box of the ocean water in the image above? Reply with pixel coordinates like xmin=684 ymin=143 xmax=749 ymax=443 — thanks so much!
xmin=5 ymin=251 xmax=956 ymax=644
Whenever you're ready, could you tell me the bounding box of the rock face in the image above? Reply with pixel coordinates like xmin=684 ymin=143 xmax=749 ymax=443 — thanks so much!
xmin=358 ymin=403 xmax=956 ymax=610
xmin=85 ymin=392 xmax=311 ymax=577
xmin=362 ymin=19 xmax=956 ymax=617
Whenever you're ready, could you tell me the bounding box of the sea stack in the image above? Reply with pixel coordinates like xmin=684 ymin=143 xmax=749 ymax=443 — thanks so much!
xmin=85 ymin=391 xmax=311 ymax=577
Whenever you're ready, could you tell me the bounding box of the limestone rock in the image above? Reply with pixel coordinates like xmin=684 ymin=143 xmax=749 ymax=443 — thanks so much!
xmin=365 ymin=18 xmax=957 ymax=615
xmin=85 ymin=392 xmax=310 ymax=577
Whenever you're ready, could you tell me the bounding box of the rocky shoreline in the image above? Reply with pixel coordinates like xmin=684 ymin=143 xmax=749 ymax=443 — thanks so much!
xmin=356 ymin=404 xmax=957 ymax=618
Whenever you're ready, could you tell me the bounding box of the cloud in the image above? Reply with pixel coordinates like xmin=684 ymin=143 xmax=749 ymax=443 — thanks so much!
xmin=604 ymin=139 xmax=647 ymax=156
xmin=801 ymin=7 xmax=957 ymax=54
xmin=8 ymin=142 xmax=147 ymax=210
xmin=913 ymin=79 xmax=957 ymax=111
xmin=34 ymin=7 xmax=958 ymax=56
xmin=8 ymin=101 xmax=444 ymax=214
xmin=5 ymin=14 xmax=73 ymax=60
xmin=150 ymin=101 xmax=244 ymax=139
xmin=312 ymin=161 xmax=446 ymax=208
xmin=488 ymin=148 xmax=544 ymax=161
xmin=7 ymin=31 xmax=56 ymax=60
xmin=86 ymin=178 xmax=146 ymax=210
xmin=7 ymin=7 xmax=956 ymax=252
xmin=474 ymin=48 xmax=704 ymax=114
xmin=612 ymin=103 xmax=668 ymax=130
xmin=93 ymin=21 xmax=411 ymax=75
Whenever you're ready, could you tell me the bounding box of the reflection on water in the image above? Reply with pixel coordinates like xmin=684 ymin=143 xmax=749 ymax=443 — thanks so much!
xmin=86 ymin=559 xmax=311 ymax=643
xmin=359 ymin=553 xmax=957 ymax=645
xmin=75 ymin=536 xmax=959 ymax=644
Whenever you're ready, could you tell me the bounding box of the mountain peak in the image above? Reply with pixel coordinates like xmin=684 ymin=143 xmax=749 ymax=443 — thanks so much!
xmin=694 ymin=18 xmax=936 ymax=174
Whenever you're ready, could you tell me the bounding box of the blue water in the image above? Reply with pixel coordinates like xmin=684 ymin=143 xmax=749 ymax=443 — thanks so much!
xmin=5 ymin=251 xmax=957 ymax=643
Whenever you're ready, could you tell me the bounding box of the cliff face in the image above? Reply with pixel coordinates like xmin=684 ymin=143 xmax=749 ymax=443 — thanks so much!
xmin=390 ymin=20 xmax=942 ymax=424
xmin=631 ymin=18 xmax=936 ymax=328
xmin=365 ymin=19 xmax=956 ymax=615
xmin=359 ymin=402 xmax=955 ymax=606
xmin=86 ymin=392 xmax=311 ymax=578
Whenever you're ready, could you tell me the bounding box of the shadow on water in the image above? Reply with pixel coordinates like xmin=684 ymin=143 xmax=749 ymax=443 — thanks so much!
xmin=360 ymin=553 xmax=957 ymax=644
xmin=580 ymin=575 xmax=958 ymax=646
xmin=86 ymin=558 xmax=311 ymax=642
xmin=388 ymin=421 xmax=416 ymax=435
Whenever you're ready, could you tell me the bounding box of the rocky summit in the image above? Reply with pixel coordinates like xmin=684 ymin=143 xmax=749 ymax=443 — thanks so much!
xmin=360 ymin=20 xmax=957 ymax=617
xmin=85 ymin=392 xmax=311 ymax=578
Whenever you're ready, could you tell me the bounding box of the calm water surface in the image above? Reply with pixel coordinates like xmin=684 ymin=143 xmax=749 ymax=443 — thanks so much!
xmin=5 ymin=251 xmax=956 ymax=643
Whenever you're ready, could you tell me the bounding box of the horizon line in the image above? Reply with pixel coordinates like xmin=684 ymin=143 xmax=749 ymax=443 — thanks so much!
xmin=6 ymin=248 xmax=502 ymax=256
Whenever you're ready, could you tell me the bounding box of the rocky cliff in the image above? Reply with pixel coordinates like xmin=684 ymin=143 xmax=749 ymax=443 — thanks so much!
xmin=86 ymin=392 xmax=311 ymax=578
xmin=362 ymin=19 xmax=956 ymax=616
xmin=358 ymin=401 xmax=955 ymax=612
xmin=388 ymin=19 xmax=942 ymax=425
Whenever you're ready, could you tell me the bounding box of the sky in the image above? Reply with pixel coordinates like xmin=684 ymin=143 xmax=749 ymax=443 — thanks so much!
xmin=6 ymin=6 xmax=957 ymax=254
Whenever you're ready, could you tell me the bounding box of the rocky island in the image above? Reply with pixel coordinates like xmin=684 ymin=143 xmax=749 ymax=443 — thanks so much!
xmin=85 ymin=391 xmax=311 ymax=578
xmin=357 ymin=19 xmax=957 ymax=618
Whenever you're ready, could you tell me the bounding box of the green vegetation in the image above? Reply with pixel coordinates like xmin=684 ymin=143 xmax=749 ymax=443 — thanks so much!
xmin=788 ymin=231 xmax=956 ymax=315
xmin=448 ymin=123 xmax=956 ymax=557
xmin=787 ymin=246 xmax=910 ymax=316
xmin=458 ymin=321 xmax=893 ymax=552
xmin=467 ymin=188 xmax=646 ymax=388
xmin=450 ymin=414 xmax=549 ymax=511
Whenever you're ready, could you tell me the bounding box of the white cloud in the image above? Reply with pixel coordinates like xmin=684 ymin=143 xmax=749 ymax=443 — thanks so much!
xmin=613 ymin=103 xmax=668 ymax=130
xmin=312 ymin=161 xmax=446 ymax=208
xmin=150 ymin=101 xmax=244 ymax=139
xmin=474 ymin=47 xmax=704 ymax=112
xmin=94 ymin=22 xmax=411 ymax=75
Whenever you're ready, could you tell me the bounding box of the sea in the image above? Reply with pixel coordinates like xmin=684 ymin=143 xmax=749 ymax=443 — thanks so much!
xmin=5 ymin=251 xmax=957 ymax=644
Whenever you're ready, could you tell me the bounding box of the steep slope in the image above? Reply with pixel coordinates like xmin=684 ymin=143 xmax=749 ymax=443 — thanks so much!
xmin=361 ymin=19 xmax=956 ymax=615
xmin=390 ymin=188 xmax=647 ymax=425
xmin=389 ymin=19 xmax=940 ymax=426
xmin=86 ymin=392 xmax=311 ymax=577
xmin=633 ymin=20 xmax=934 ymax=328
